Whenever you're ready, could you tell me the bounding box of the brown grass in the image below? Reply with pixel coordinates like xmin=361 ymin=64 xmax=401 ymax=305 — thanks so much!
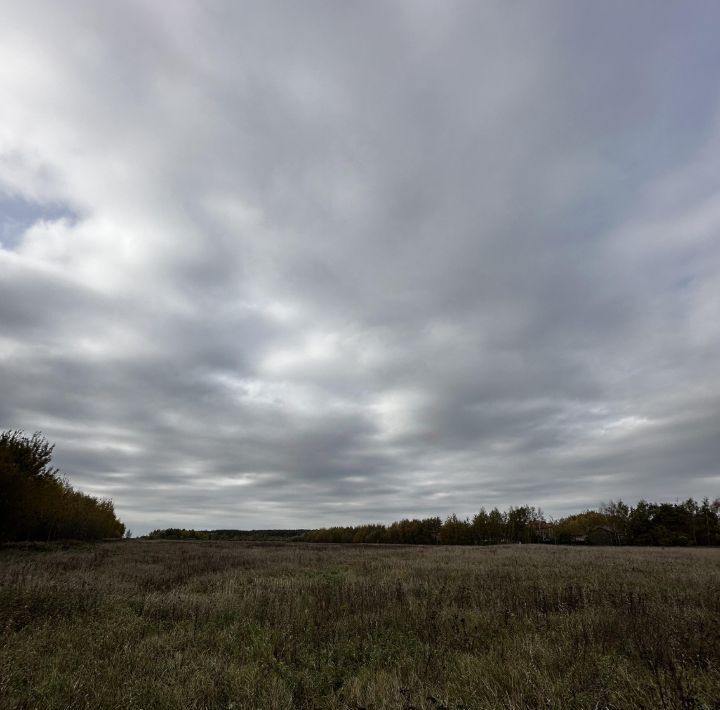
xmin=1 ymin=541 xmax=719 ymax=709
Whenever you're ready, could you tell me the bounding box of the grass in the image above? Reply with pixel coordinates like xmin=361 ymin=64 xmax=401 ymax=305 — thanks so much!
xmin=1 ymin=541 xmax=719 ymax=709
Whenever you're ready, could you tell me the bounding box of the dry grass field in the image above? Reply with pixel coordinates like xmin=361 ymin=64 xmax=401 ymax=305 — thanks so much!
xmin=1 ymin=541 xmax=719 ymax=709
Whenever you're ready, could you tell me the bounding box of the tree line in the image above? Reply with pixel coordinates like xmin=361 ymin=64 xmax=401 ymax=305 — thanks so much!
xmin=0 ymin=430 xmax=126 ymax=542
xmin=146 ymin=528 xmax=309 ymax=541
xmin=302 ymin=498 xmax=720 ymax=546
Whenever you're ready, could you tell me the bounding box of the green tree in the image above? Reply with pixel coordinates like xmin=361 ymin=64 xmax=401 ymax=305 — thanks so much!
xmin=487 ymin=507 xmax=505 ymax=542
xmin=472 ymin=508 xmax=489 ymax=543
xmin=0 ymin=430 xmax=125 ymax=541
xmin=439 ymin=514 xmax=472 ymax=545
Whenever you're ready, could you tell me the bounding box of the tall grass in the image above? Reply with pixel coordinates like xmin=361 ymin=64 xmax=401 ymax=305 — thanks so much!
xmin=1 ymin=541 xmax=719 ymax=709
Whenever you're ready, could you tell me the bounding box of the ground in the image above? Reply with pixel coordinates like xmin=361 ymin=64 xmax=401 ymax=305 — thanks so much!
xmin=1 ymin=541 xmax=719 ymax=709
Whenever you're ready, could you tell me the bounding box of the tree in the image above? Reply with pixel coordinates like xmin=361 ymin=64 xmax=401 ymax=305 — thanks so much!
xmin=699 ymin=498 xmax=720 ymax=546
xmin=487 ymin=507 xmax=505 ymax=542
xmin=506 ymin=506 xmax=541 ymax=543
xmin=472 ymin=508 xmax=489 ymax=543
xmin=439 ymin=514 xmax=472 ymax=545
xmin=0 ymin=430 xmax=58 ymax=540
xmin=0 ymin=430 xmax=125 ymax=541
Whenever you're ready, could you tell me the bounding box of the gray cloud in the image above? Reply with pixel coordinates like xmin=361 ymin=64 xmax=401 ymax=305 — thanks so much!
xmin=1 ymin=1 xmax=719 ymax=533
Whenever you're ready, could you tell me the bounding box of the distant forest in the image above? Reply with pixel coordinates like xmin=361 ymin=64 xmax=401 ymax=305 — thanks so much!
xmin=148 ymin=498 xmax=720 ymax=547
xmin=147 ymin=529 xmax=309 ymax=542
xmin=0 ymin=430 xmax=125 ymax=542
xmin=303 ymin=500 xmax=720 ymax=546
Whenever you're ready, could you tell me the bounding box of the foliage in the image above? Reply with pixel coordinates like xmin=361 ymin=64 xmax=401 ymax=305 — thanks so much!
xmin=1 ymin=542 xmax=719 ymax=709
xmin=146 ymin=528 xmax=309 ymax=541
xmin=0 ymin=430 xmax=125 ymax=541
xmin=303 ymin=499 xmax=720 ymax=546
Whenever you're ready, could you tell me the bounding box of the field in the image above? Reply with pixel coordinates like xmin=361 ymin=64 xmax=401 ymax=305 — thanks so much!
xmin=1 ymin=542 xmax=719 ymax=709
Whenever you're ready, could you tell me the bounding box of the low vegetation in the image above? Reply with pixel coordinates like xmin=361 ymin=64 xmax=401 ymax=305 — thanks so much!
xmin=1 ymin=541 xmax=719 ymax=709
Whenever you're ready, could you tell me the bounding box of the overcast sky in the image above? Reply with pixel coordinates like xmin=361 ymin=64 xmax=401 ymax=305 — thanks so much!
xmin=1 ymin=2 xmax=719 ymax=534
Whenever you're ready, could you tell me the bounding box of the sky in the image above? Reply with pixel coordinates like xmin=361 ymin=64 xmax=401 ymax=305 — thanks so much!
xmin=1 ymin=1 xmax=719 ymax=534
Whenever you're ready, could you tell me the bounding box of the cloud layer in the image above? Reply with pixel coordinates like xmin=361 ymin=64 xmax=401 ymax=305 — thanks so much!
xmin=1 ymin=1 xmax=719 ymax=533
